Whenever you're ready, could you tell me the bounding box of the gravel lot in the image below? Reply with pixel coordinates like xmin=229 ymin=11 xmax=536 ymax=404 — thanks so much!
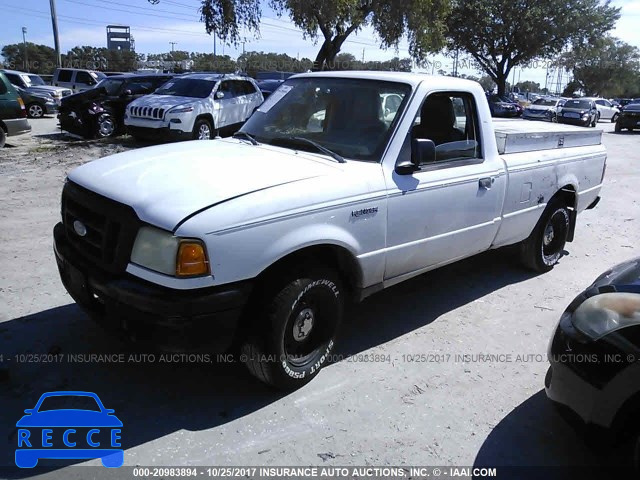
xmin=0 ymin=116 xmax=638 ymax=477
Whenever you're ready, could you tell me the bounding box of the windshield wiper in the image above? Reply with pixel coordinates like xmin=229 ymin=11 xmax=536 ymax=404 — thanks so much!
xmin=271 ymin=136 xmax=345 ymax=163
xmin=232 ymin=131 xmax=259 ymax=145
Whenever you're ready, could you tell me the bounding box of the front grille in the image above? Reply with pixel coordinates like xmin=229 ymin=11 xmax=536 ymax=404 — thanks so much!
xmin=129 ymin=106 xmax=166 ymax=120
xmin=62 ymin=181 xmax=140 ymax=274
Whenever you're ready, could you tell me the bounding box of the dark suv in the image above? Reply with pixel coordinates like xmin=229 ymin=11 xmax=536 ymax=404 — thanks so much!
xmin=58 ymin=73 xmax=174 ymax=138
xmin=0 ymin=72 xmax=31 ymax=148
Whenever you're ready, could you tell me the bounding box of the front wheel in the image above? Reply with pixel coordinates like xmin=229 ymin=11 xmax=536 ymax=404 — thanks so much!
xmin=611 ymin=113 xmax=619 ymax=123
xmin=615 ymin=122 xmax=622 ymax=133
xmin=192 ymin=118 xmax=212 ymax=140
xmin=519 ymin=200 xmax=570 ymax=273
xmin=242 ymin=267 xmax=344 ymax=390
xmin=27 ymin=103 xmax=45 ymax=118
xmin=95 ymin=113 xmax=116 ymax=138
xmin=0 ymin=128 xmax=5 ymax=148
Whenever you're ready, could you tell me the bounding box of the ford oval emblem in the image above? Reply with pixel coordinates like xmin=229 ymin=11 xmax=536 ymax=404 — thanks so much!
xmin=73 ymin=220 xmax=87 ymax=237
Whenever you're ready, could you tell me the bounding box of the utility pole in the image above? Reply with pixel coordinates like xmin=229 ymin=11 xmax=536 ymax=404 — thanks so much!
xmin=362 ymin=48 xmax=365 ymax=63
xmin=169 ymin=41 xmax=177 ymax=52
xmin=22 ymin=27 xmax=28 ymax=72
xmin=49 ymin=0 xmax=61 ymax=67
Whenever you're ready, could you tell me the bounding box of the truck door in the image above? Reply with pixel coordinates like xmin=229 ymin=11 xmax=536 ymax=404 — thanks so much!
xmin=383 ymin=90 xmax=506 ymax=280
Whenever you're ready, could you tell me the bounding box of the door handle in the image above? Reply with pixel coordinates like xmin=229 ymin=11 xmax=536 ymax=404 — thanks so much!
xmin=479 ymin=177 xmax=495 ymax=189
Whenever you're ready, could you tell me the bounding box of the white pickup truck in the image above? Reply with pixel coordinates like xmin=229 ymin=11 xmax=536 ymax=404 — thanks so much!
xmin=53 ymin=72 xmax=606 ymax=389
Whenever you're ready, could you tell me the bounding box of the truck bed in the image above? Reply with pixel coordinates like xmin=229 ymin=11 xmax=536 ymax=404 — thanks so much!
xmin=493 ymin=120 xmax=602 ymax=155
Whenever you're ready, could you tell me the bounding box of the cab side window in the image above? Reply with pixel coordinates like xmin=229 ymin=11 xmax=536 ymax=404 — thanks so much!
xmin=56 ymin=69 xmax=73 ymax=82
xmin=75 ymin=71 xmax=94 ymax=85
xmin=411 ymin=92 xmax=482 ymax=164
xmin=5 ymin=73 xmax=22 ymax=88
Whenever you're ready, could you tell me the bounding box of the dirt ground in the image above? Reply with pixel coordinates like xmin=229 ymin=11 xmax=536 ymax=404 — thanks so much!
xmin=0 ymin=116 xmax=638 ymax=478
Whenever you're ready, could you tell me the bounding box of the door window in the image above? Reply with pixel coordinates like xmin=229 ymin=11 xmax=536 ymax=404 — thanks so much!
xmin=56 ymin=69 xmax=73 ymax=82
xmin=217 ymin=81 xmax=236 ymax=99
xmin=75 ymin=71 xmax=95 ymax=85
xmin=5 ymin=73 xmax=23 ymax=88
xmin=411 ymin=92 xmax=482 ymax=164
xmin=0 ymin=79 xmax=7 ymax=95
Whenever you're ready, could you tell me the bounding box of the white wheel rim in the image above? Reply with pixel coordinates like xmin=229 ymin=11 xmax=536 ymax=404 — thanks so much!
xmin=198 ymin=124 xmax=210 ymax=140
xmin=29 ymin=105 xmax=43 ymax=117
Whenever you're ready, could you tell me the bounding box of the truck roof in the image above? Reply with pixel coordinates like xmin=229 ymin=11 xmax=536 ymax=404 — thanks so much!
xmin=291 ymin=71 xmax=480 ymax=89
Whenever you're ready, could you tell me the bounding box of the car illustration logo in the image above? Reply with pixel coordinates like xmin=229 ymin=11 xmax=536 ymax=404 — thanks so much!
xmin=73 ymin=220 xmax=87 ymax=237
xmin=15 ymin=391 xmax=123 ymax=468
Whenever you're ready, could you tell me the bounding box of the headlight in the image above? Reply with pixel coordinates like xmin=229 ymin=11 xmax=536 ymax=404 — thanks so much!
xmin=169 ymin=106 xmax=194 ymax=114
xmin=130 ymin=226 xmax=210 ymax=277
xmin=572 ymin=292 xmax=640 ymax=340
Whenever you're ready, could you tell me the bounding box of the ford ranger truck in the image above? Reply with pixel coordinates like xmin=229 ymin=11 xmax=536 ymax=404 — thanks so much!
xmin=53 ymin=72 xmax=606 ymax=389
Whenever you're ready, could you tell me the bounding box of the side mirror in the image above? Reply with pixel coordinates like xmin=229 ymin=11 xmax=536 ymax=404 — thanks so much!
xmin=215 ymin=91 xmax=225 ymax=100
xmin=121 ymin=89 xmax=133 ymax=97
xmin=412 ymin=138 xmax=436 ymax=165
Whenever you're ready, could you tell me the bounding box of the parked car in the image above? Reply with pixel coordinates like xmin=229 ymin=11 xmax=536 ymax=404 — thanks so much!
xmin=0 ymin=69 xmax=72 ymax=104
xmin=53 ymin=68 xmax=107 ymax=93
xmin=615 ymin=102 xmax=640 ymax=133
xmin=522 ymin=97 xmax=567 ymax=122
xmin=557 ymin=98 xmax=599 ymax=127
xmin=58 ymin=73 xmax=174 ymax=139
xmin=0 ymin=71 xmax=31 ymax=147
xmin=15 ymin=86 xmax=58 ymax=118
xmin=255 ymin=71 xmax=295 ymax=98
xmin=53 ymin=72 xmax=606 ymax=389
xmin=582 ymin=97 xmax=621 ymax=122
xmin=546 ymin=257 xmax=640 ymax=470
xmin=124 ymin=73 xmax=263 ymax=141
xmin=486 ymin=93 xmax=521 ymax=117
xmin=613 ymin=98 xmax=636 ymax=109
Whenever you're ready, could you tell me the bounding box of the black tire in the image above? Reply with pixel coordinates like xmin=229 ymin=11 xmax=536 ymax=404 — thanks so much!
xmin=0 ymin=128 xmax=5 ymax=148
xmin=95 ymin=113 xmax=116 ymax=138
xmin=242 ymin=267 xmax=344 ymax=390
xmin=615 ymin=122 xmax=622 ymax=133
xmin=192 ymin=118 xmax=212 ymax=140
xmin=27 ymin=102 xmax=45 ymax=118
xmin=519 ymin=199 xmax=571 ymax=273
xmin=611 ymin=113 xmax=619 ymax=123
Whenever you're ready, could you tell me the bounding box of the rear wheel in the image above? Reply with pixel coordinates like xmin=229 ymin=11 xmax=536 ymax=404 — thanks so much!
xmin=0 ymin=128 xmax=5 ymax=148
xmin=242 ymin=266 xmax=344 ymax=390
xmin=27 ymin=103 xmax=45 ymax=118
xmin=192 ymin=118 xmax=212 ymax=140
xmin=519 ymin=199 xmax=570 ymax=273
xmin=611 ymin=113 xmax=619 ymax=123
xmin=615 ymin=122 xmax=622 ymax=133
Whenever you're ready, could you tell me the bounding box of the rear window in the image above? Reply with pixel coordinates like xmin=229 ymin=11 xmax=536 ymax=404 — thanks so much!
xmin=533 ymin=98 xmax=558 ymax=106
xmin=154 ymin=78 xmax=215 ymax=98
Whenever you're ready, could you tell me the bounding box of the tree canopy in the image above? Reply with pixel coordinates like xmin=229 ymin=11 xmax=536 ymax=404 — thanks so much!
xmin=1 ymin=43 xmax=58 ymax=74
xmin=191 ymin=0 xmax=451 ymax=70
xmin=446 ymin=0 xmax=620 ymax=96
xmin=562 ymin=36 xmax=640 ymax=97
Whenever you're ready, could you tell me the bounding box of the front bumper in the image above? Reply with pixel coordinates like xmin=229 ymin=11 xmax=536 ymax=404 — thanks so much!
xmin=558 ymin=116 xmax=591 ymax=126
xmin=4 ymin=117 xmax=32 ymax=137
xmin=53 ymin=222 xmax=252 ymax=352
xmin=617 ymin=115 xmax=640 ymax=129
xmin=126 ymin=125 xmax=191 ymax=141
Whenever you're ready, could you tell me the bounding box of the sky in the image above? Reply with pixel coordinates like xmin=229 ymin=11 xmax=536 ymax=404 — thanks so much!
xmin=1 ymin=0 xmax=639 ymax=90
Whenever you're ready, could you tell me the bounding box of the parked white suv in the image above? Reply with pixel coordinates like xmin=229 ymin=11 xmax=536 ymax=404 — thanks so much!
xmin=53 ymin=68 xmax=107 ymax=93
xmin=583 ymin=97 xmax=621 ymax=122
xmin=124 ymin=73 xmax=263 ymax=141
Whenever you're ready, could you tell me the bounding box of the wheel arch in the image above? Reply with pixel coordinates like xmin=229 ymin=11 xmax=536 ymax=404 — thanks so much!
xmin=194 ymin=113 xmax=215 ymax=130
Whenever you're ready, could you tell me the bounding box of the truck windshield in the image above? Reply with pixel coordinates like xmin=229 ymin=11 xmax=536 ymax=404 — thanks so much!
xmin=239 ymin=77 xmax=411 ymax=161
xmin=154 ymin=79 xmax=216 ymax=98
xmin=95 ymin=79 xmax=125 ymax=95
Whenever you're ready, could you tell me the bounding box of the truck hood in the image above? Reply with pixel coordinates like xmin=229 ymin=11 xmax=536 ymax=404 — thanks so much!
xmin=129 ymin=94 xmax=198 ymax=109
xmin=67 ymin=139 xmax=340 ymax=231
xmin=27 ymin=85 xmax=70 ymax=96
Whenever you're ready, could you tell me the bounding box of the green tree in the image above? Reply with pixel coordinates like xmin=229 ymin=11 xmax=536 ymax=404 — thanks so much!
xmin=156 ymin=0 xmax=450 ymax=71
xmin=236 ymin=51 xmax=313 ymax=76
xmin=562 ymin=36 xmax=640 ymax=97
xmin=478 ymin=75 xmax=496 ymax=92
xmin=514 ymin=80 xmax=541 ymax=93
xmin=1 ymin=42 xmax=58 ymax=74
xmin=191 ymin=53 xmax=237 ymax=72
xmin=446 ymin=0 xmax=620 ymax=96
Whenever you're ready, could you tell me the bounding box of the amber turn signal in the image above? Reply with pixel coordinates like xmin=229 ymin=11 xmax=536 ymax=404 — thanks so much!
xmin=176 ymin=241 xmax=210 ymax=276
